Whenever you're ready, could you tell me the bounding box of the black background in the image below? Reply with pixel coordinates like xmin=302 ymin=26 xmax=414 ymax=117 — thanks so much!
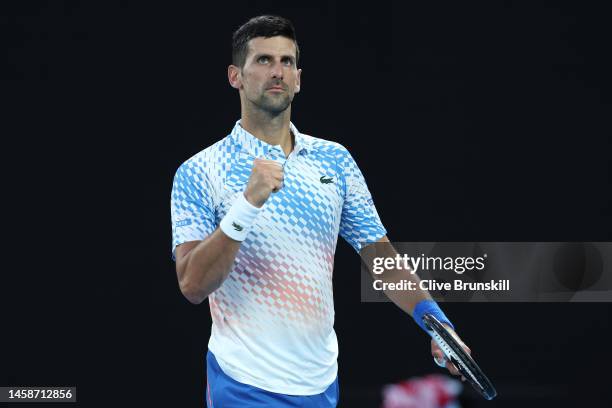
xmin=3 ymin=1 xmax=612 ymax=407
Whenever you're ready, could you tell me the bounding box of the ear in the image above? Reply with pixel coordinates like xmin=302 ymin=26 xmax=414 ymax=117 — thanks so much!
xmin=228 ymin=65 xmax=242 ymax=89
xmin=295 ymin=68 xmax=302 ymax=94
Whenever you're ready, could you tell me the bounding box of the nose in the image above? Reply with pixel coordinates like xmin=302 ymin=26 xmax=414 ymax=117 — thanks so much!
xmin=270 ymin=60 xmax=283 ymax=80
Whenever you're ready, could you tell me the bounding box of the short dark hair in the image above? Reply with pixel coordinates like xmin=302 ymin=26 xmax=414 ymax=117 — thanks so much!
xmin=232 ymin=15 xmax=300 ymax=68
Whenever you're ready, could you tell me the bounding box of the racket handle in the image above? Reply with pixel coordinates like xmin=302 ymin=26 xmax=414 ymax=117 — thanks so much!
xmin=413 ymin=299 xmax=454 ymax=333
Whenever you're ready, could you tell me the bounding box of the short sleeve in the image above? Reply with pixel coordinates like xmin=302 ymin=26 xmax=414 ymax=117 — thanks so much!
xmin=170 ymin=161 xmax=217 ymax=260
xmin=338 ymin=148 xmax=387 ymax=252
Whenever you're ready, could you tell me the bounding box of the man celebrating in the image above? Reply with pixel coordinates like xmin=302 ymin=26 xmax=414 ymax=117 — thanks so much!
xmin=171 ymin=15 xmax=468 ymax=407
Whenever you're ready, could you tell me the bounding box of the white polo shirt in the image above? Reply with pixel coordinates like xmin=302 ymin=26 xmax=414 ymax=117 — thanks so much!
xmin=171 ymin=120 xmax=386 ymax=395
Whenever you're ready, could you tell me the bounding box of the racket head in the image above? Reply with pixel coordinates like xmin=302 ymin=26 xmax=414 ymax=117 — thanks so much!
xmin=423 ymin=314 xmax=497 ymax=400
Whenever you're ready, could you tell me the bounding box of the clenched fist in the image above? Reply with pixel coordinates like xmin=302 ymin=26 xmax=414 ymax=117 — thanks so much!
xmin=244 ymin=158 xmax=284 ymax=208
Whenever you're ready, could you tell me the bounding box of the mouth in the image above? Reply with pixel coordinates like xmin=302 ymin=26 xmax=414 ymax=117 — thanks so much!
xmin=267 ymin=86 xmax=286 ymax=93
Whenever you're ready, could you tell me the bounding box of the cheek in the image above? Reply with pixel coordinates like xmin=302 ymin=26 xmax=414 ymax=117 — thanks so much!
xmin=245 ymin=67 xmax=264 ymax=81
xmin=244 ymin=73 xmax=265 ymax=91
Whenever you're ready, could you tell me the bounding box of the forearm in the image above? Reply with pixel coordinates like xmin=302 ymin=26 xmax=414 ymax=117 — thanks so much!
xmin=376 ymin=266 xmax=431 ymax=316
xmin=178 ymin=228 xmax=241 ymax=304
xmin=362 ymin=239 xmax=455 ymax=333
xmin=369 ymin=256 xmax=455 ymax=332
xmin=362 ymin=238 xmax=432 ymax=316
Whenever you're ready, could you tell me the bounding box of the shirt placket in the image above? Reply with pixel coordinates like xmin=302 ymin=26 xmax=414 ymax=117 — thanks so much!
xmin=266 ymin=145 xmax=288 ymax=167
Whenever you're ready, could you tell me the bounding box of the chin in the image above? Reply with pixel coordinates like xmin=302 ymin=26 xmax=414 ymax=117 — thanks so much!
xmin=260 ymin=98 xmax=292 ymax=114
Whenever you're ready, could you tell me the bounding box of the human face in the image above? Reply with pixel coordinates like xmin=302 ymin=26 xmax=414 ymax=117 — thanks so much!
xmin=231 ymin=36 xmax=301 ymax=115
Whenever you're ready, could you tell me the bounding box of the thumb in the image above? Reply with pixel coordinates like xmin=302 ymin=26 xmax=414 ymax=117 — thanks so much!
xmin=433 ymin=352 xmax=447 ymax=367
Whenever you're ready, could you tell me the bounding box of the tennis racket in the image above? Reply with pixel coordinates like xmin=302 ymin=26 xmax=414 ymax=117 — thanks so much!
xmin=423 ymin=314 xmax=497 ymax=400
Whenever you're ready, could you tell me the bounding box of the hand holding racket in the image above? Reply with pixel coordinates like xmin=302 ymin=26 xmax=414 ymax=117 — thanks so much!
xmin=430 ymin=326 xmax=471 ymax=379
xmin=425 ymin=314 xmax=497 ymax=400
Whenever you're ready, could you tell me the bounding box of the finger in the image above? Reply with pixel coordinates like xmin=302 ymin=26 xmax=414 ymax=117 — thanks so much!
xmin=267 ymin=169 xmax=284 ymax=182
xmin=253 ymin=158 xmax=282 ymax=169
xmin=431 ymin=341 xmax=445 ymax=364
xmin=433 ymin=355 xmax=447 ymax=368
xmin=271 ymin=180 xmax=283 ymax=193
xmin=432 ymin=349 xmax=444 ymax=361
xmin=262 ymin=160 xmax=284 ymax=168
xmin=272 ymin=169 xmax=284 ymax=180
xmin=271 ymin=178 xmax=284 ymax=192
xmin=445 ymin=360 xmax=460 ymax=376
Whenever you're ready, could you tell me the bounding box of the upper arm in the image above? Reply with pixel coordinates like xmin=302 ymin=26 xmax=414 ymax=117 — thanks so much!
xmin=338 ymin=147 xmax=387 ymax=252
xmin=359 ymin=235 xmax=390 ymax=258
xmin=171 ymin=162 xmax=217 ymax=260
xmin=360 ymin=235 xmax=400 ymax=278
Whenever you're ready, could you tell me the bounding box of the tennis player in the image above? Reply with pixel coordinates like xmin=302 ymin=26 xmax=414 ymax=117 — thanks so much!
xmin=171 ymin=15 xmax=470 ymax=407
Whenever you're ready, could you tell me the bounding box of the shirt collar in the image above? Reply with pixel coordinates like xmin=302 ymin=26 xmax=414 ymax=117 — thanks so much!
xmin=230 ymin=119 xmax=310 ymax=158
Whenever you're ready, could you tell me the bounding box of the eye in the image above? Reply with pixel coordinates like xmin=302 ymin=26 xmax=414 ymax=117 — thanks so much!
xmin=282 ymin=58 xmax=294 ymax=66
xmin=257 ymin=56 xmax=270 ymax=64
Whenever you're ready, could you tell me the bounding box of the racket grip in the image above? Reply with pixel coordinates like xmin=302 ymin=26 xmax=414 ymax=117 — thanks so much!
xmin=413 ymin=299 xmax=454 ymax=333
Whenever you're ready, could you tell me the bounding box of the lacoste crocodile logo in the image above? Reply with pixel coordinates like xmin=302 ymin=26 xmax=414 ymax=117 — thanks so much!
xmin=320 ymin=176 xmax=334 ymax=184
xmin=232 ymin=222 xmax=243 ymax=231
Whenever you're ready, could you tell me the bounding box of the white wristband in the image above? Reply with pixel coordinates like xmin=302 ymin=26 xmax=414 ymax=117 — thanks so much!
xmin=219 ymin=193 xmax=261 ymax=241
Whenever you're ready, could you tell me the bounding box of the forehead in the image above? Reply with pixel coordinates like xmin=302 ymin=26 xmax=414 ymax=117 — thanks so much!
xmin=246 ymin=36 xmax=297 ymax=59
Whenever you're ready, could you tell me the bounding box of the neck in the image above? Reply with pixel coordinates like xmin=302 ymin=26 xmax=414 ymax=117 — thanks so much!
xmin=239 ymin=107 xmax=294 ymax=157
